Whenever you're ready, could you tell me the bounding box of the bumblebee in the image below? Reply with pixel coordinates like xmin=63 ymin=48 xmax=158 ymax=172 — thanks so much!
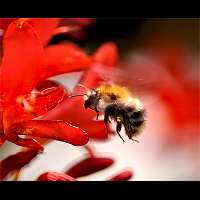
xmin=77 ymin=84 xmax=146 ymax=143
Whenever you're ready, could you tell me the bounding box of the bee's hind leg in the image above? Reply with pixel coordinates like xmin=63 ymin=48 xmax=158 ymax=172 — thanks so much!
xmin=116 ymin=117 xmax=125 ymax=143
xmin=131 ymin=138 xmax=140 ymax=143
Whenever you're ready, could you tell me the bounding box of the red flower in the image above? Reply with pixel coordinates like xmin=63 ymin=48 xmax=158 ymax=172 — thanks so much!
xmin=0 ymin=18 xmax=133 ymax=181
xmin=42 ymin=42 xmax=119 ymax=140
xmin=0 ymin=18 xmax=91 ymax=149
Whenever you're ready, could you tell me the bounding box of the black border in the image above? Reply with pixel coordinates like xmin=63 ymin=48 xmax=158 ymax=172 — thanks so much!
xmin=0 ymin=3 xmax=199 ymax=200
xmin=0 ymin=181 xmax=199 ymax=198
xmin=0 ymin=1 xmax=199 ymax=18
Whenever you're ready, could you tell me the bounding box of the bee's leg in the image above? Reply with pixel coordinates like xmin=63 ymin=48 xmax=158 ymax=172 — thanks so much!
xmin=104 ymin=112 xmax=109 ymax=124
xmin=104 ymin=112 xmax=109 ymax=134
xmin=95 ymin=109 xmax=99 ymax=120
xmin=95 ymin=97 xmax=101 ymax=120
xmin=116 ymin=125 xmax=125 ymax=143
xmin=116 ymin=117 xmax=125 ymax=143
xmin=131 ymin=138 xmax=140 ymax=143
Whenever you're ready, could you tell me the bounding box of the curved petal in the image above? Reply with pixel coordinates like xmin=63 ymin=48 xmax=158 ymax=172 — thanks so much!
xmin=6 ymin=120 xmax=89 ymax=147
xmin=43 ymin=96 xmax=108 ymax=139
xmin=65 ymin=157 xmax=114 ymax=178
xmin=107 ymin=170 xmax=133 ymax=181
xmin=3 ymin=104 xmax=33 ymax=131
xmin=25 ymin=81 xmax=67 ymax=117
xmin=3 ymin=104 xmax=43 ymax=150
xmin=37 ymin=171 xmax=76 ymax=181
xmin=43 ymin=91 xmax=108 ymax=139
xmin=42 ymin=42 xmax=91 ymax=79
xmin=1 ymin=20 xmax=45 ymax=106
xmin=0 ymin=149 xmax=39 ymax=180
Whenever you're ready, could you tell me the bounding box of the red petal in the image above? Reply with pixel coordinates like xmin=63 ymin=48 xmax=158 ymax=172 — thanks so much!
xmin=43 ymin=96 xmax=108 ymax=139
xmin=25 ymin=81 xmax=67 ymax=117
xmin=0 ymin=149 xmax=39 ymax=180
xmin=3 ymin=104 xmax=33 ymax=131
xmin=78 ymin=120 xmax=108 ymax=139
xmin=107 ymin=170 xmax=133 ymax=181
xmin=42 ymin=42 xmax=91 ymax=79
xmin=1 ymin=20 xmax=45 ymax=106
xmin=3 ymin=105 xmax=43 ymax=150
xmin=18 ymin=18 xmax=60 ymax=46
xmin=37 ymin=172 xmax=76 ymax=181
xmin=6 ymin=120 xmax=89 ymax=146
xmin=93 ymin=42 xmax=119 ymax=67
xmin=35 ymin=79 xmax=62 ymax=91
xmin=78 ymin=42 xmax=118 ymax=89
xmin=65 ymin=157 xmax=114 ymax=178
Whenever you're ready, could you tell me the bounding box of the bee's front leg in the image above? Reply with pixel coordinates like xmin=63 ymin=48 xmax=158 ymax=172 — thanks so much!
xmin=95 ymin=109 xmax=99 ymax=120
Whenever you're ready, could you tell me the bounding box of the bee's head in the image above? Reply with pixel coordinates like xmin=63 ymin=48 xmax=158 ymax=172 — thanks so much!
xmin=84 ymin=89 xmax=98 ymax=109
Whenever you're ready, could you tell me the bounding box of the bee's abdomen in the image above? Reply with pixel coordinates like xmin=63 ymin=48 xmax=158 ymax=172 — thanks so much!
xmin=104 ymin=103 xmax=145 ymax=139
xmin=125 ymin=109 xmax=146 ymax=138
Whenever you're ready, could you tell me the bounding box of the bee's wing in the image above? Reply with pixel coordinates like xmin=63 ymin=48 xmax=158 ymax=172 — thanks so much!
xmin=94 ymin=53 xmax=166 ymax=85
xmin=92 ymin=53 xmax=168 ymax=106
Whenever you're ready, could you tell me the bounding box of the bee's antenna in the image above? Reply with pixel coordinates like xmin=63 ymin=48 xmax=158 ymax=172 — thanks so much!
xmin=69 ymin=94 xmax=87 ymax=98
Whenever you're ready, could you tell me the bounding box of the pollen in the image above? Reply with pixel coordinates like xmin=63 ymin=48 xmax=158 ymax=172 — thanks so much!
xmin=15 ymin=18 xmax=29 ymax=29
xmin=15 ymin=21 xmax=25 ymax=29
